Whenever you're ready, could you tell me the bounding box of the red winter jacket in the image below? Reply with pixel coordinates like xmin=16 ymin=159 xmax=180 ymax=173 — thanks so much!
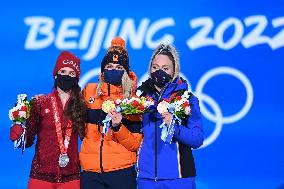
xmin=22 ymin=90 xmax=80 ymax=183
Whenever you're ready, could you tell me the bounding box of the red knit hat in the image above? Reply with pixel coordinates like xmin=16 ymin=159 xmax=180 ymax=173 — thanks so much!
xmin=53 ymin=51 xmax=81 ymax=79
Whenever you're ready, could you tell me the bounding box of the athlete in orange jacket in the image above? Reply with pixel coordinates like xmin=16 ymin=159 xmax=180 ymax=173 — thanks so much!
xmin=80 ymin=37 xmax=142 ymax=189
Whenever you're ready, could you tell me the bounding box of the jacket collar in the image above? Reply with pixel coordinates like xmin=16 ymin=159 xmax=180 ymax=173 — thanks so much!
xmin=139 ymin=77 xmax=189 ymax=101
xmin=99 ymin=71 xmax=138 ymax=100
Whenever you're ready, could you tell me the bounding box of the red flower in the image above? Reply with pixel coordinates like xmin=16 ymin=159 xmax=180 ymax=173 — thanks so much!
xmin=138 ymin=105 xmax=145 ymax=111
xmin=182 ymin=101 xmax=189 ymax=108
xmin=176 ymin=96 xmax=182 ymax=100
xmin=178 ymin=79 xmax=183 ymax=84
xmin=20 ymin=106 xmax=27 ymax=112
xmin=12 ymin=110 xmax=19 ymax=118
xmin=132 ymin=100 xmax=139 ymax=108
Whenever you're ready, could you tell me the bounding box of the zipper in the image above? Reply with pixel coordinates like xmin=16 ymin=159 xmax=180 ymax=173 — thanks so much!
xmin=100 ymin=83 xmax=110 ymax=173
xmin=157 ymin=83 xmax=170 ymax=102
xmin=154 ymin=111 xmax=158 ymax=182
xmin=154 ymin=82 xmax=170 ymax=181
xmin=100 ymin=133 xmax=105 ymax=173
xmin=107 ymin=83 xmax=110 ymax=96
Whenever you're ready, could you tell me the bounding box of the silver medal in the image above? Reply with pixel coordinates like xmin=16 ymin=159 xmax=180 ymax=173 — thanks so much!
xmin=58 ymin=154 xmax=69 ymax=168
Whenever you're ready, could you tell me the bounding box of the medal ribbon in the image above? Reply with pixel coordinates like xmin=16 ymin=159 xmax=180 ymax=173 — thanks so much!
xmin=51 ymin=93 xmax=72 ymax=155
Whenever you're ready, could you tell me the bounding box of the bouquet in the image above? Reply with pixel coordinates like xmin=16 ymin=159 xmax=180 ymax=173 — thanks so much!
xmin=157 ymin=90 xmax=192 ymax=143
xmin=101 ymin=96 xmax=154 ymax=134
xmin=119 ymin=96 xmax=155 ymax=115
xmin=8 ymin=94 xmax=33 ymax=153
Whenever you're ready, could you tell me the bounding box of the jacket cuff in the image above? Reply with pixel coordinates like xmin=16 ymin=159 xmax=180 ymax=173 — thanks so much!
xmin=113 ymin=124 xmax=130 ymax=141
xmin=111 ymin=123 xmax=122 ymax=132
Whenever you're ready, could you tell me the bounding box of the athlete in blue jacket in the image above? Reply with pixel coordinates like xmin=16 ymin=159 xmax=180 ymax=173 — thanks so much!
xmin=137 ymin=44 xmax=204 ymax=189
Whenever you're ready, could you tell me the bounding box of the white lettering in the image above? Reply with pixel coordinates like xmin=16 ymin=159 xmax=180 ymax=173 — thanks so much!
xmin=55 ymin=18 xmax=81 ymax=49
xmin=24 ymin=16 xmax=54 ymax=49
xmin=83 ymin=19 xmax=108 ymax=60
xmin=145 ymin=18 xmax=175 ymax=48
xmin=119 ymin=18 xmax=150 ymax=49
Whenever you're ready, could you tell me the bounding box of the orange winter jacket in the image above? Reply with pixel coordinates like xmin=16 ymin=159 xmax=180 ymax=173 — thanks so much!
xmin=79 ymin=71 xmax=142 ymax=173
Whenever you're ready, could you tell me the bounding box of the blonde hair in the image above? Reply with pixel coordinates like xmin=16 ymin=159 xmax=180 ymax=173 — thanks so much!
xmin=149 ymin=43 xmax=180 ymax=80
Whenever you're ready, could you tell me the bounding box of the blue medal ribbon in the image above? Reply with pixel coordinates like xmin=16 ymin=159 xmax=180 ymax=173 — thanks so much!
xmin=102 ymin=106 xmax=126 ymax=135
xmin=160 ymin=104 xmax=181 ymax=144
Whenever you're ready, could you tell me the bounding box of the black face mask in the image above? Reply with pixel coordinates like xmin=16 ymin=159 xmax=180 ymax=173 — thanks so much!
xmin=150 ymin=69 xmax=172 ymax=88
xmin=55 ymin=74 xmax=78 ymax=92
xmin=103 ymin=69 xmax=124 ymax=86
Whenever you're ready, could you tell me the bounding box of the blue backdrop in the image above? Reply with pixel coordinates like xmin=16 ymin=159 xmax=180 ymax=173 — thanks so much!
xmin=0 ymin=0 xmax=283 ymax=188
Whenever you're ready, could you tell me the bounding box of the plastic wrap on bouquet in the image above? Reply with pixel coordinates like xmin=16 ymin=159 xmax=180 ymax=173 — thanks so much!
xmin=13 ymin=122 xmax=26 ymax=154
xmin=159 ymin=104 xmax=181 ymax=144
xmin=102 ymin=106 xmax=126 ymax=135
xmin=9 ymin=94 xmax=33 ymax=154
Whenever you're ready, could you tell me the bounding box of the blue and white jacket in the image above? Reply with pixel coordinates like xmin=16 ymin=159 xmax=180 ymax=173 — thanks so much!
xmin=137 ymin=77 xmax=203 ymax=180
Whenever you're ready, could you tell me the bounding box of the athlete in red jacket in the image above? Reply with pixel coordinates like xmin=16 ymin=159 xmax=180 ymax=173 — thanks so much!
xmin=10 ymin=51 xmax=87 ymax=189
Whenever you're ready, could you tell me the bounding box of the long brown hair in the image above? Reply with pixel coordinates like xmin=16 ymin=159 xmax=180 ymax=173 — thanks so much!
xmin=65 ymin=85 xmax=87 ymax=140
